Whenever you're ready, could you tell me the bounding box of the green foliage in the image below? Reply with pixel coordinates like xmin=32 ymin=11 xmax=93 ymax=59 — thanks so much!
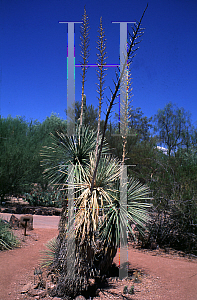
xmin=129 ymin=285 xmax=135 ymax=294
xmin=40 ymin=125 xmax=102 ymax=186
xmin=0 ymin=114 xmax=66 ymax=202
xmin=123 ymin=286 xmax=128 ymax=294
xmin=75 ymin=100 xmax=98 ymax=131
xmin=0 ymin=219 xmax=20 ymax=250
xmin=98 ymin=175 xmax=152 ymax=250
xmin=24 ymin=184 xmax=64 ymax=207
xmin=0 ymin=116 xmax=31 ymax=200
xmin=106 ymin=105 xmax=153 ymax=161
xmin=143 ymin=147 xmax=197 ymax=253
xmin=154 ymin=102 xmax=192 ymax=156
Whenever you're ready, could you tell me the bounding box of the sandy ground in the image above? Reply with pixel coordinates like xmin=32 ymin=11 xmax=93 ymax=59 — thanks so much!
xmin=0 ymin=213 xmax=197 ymax=300
xmin=0 ymin=228 xmax=58 ymax=300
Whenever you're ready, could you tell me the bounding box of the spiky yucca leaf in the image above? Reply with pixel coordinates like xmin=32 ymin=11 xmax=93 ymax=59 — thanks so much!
xmin=40 ymin=237 xmax=58 ymax=268
xmin=67 ymin=153 xmax=122 ymax=245
xmin=98 ymin=177 xmax=152 ymax=249
xmin=67 ymin=152 xmax=151 ymax=251
xmin=41 ymin=125 xmax=109 ymax=187
xmin=40 ymin=125 xmax=98 ymax=186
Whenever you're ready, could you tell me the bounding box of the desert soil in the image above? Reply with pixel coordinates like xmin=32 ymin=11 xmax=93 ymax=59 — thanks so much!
xmin=0 ymin=213 xmax=197 ymax=300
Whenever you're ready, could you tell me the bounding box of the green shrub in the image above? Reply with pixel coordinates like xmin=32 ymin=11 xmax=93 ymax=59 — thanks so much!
xmin=0 ymin=219 xmax=20 ymax=250
xmin=24 ymin=184 xmax=65 ymax=207
xmin=144 ymin=198 xmax=197 ymax=254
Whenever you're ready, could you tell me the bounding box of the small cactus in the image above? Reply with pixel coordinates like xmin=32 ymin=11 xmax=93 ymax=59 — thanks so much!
xmin=123 ymin=285 xmax=128 ymax=294
xmin=129 ymin=285 xmax=135 ymax=294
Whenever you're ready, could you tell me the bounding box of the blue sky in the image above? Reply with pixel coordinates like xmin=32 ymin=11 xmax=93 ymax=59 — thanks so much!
xmin=1 ymin=0 xmax=197 ymax=126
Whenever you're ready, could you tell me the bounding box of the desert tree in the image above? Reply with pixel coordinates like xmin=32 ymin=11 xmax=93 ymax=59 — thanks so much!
xmin=154 ymin=102 xmax=192 ymax=156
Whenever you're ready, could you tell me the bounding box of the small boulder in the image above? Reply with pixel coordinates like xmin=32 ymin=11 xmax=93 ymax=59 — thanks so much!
xmin=74 ymin=296 xmax=86 ymax=300
xmin=9 ymin=214 xmax=20 ymax=229
xmin=46 ymin=281 xmax=57 ymax=297
xmin=16 ymin=204 xmax=22 ymax=214
xmin=21 ymin=282 xmax=32 ymax=293
xmin=150 ymin=242 xmax=158 ymax=250
xmin=28 ymin=289 xmax=47 ymax=297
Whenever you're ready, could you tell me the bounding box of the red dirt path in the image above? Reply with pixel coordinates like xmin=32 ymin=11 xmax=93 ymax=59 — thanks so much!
xmin=0 ymin=228 xmax=58 ymax=300
xmin=0 ymin=214 xmax=197 ymax=300
xmin=114 ymin=248 xmax=197 ymax=300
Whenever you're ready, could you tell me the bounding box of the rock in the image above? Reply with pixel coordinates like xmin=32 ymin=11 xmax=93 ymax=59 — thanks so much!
xmin=28 ymin=288 xmax=47 ymax=297
xmin=16 ymin=204 xmax=22 ymax=214
xmin=150 ymin=242 xmax=158 ymax=250
xmin=9 ymin=214 xmax=20 ymax=228
xmin=74 ymin=296 xmax=86 ymax=300
xmin=35 ymin=208 xmax=43 ymax=215
xmin=46 ymin=281 xmax=56 ymax=289
xmin=46 ymin=281 xmax=57 ymax=297
xmin=38 ymin=290 xmax=47 ymax=298
xmin=3 ymin=208 xmax=15 ymax=213
xmin=27 ymin=289 xmax=37 ymax=296
xmin=88 ymin=278 xmax=95 ymax=285
xmin=21 ymin=282 xmax=32 ymax=293
xmin=22 ymin=207 xmax=34 ymax=214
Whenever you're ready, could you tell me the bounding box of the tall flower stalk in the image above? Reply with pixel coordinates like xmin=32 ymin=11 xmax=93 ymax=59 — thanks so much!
xmin=79 ymin=6 xmax=90 ymax=131
xmin=90 ymin=4 xmax=148 ymax=193
xmin=95 ymin=17 xmax=108 ymax=160
xmin=120 ymin=65 xmax=133 ymax=164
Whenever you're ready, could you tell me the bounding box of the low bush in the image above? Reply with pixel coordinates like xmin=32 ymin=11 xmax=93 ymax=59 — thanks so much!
xmin=140 ymin=198 xmax=197 ymax=255
xmin=23 ymin=184 xmax=65 ymax=207
xmin=0 ymin=219 xmax=20 ymax=250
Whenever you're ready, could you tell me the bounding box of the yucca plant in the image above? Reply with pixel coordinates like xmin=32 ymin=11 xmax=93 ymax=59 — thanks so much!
xmin=40 ymin=125 xmax=110 ymax=295
xmin=66 ymin=154 xmax=151 ymax=278
xmin=49 ymin=150 xmax=151 ymax=298
xmin=40 ymin=5 xmax=151 ymax=298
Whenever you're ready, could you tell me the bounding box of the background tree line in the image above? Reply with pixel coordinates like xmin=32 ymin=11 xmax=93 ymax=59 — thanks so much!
xmin=0 ymin=113 xmax=66 ymax=203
